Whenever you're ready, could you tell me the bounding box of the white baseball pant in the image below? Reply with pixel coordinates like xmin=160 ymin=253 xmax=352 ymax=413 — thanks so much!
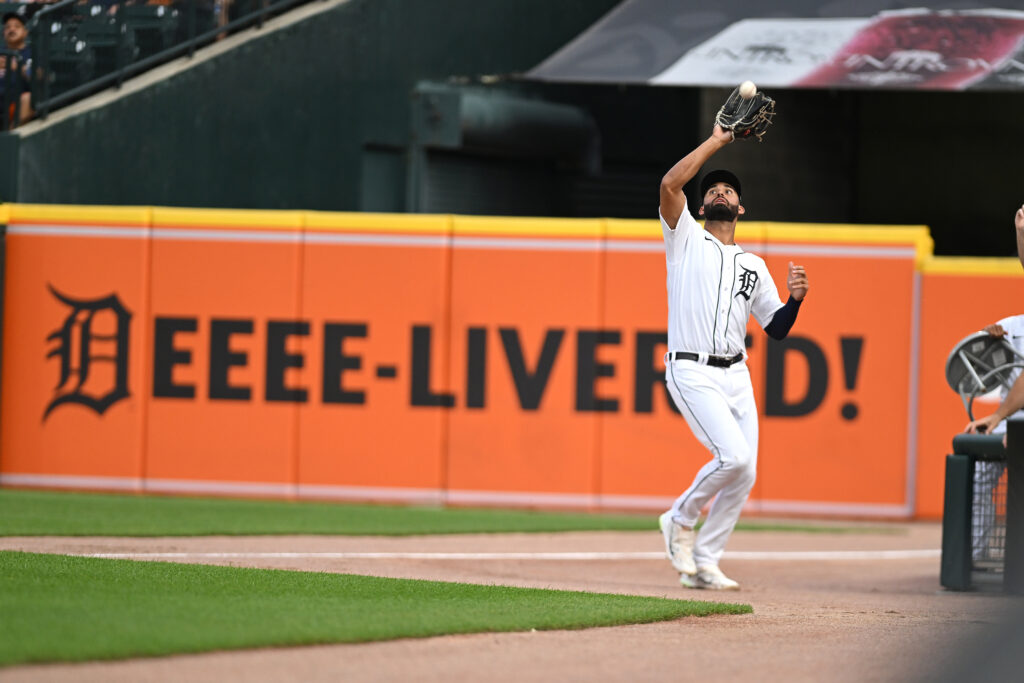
xmin=664 ymin=358 xmax=758 ymax=568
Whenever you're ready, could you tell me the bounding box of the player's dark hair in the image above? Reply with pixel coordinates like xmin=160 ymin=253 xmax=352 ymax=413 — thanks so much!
xmin=700 ymin=169 xmax=742 ymax=198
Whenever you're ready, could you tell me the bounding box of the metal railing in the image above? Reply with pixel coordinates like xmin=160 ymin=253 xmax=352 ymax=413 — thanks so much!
xmin=27 ymin=0 xmax=313 ymax=121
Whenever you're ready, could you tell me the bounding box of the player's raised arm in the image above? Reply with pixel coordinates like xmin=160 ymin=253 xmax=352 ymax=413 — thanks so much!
xmin=659 ymin=125 xmax=733 ymax=228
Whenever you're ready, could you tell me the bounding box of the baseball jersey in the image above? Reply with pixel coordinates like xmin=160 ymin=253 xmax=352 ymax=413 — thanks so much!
xmin=661 ymin=208 xmax=784 ymax=357
xmin=995 ymin=314 xmax=1024 ymax=428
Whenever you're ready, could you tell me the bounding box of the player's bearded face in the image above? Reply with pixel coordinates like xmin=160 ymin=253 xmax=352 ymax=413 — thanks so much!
xmin=702 ymin=196 xmax=739 ymax=221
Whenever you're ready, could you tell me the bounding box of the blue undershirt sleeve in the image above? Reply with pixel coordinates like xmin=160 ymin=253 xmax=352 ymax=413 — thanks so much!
xmin=764 ymin=296 xmax=802 ymax=340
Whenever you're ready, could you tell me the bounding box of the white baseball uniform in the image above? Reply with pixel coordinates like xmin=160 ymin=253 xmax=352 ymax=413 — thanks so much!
xmin=661 ymin=207 xmax=785 ymax=569
xmin=972 ymin=314 xmax=1024 ymax=560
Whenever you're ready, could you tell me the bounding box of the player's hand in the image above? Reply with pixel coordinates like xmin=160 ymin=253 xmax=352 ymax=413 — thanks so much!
xmin=787 ymin=261 xmax=808 ymax=301
xmin=1015 ymin=205 xmax=1024 ymax=232
xmin=965 ymin=414 xmax=1001 ymax=435
xmin=712 ymin=124 xmax=734 ymax=144
xmin=983 ymin=324 xmax=1007 ymax=338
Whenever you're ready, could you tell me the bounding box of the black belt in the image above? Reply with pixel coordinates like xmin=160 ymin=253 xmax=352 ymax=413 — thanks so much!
xmin=668 ymin=351 xmax=744 ymax=368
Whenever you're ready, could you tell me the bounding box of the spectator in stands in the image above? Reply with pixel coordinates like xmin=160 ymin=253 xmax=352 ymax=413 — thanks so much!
xmin=0 ymin=8 xmax=33 ymax=127
xmin=1015 ymin=204 xmax=1024 ymax=269
xmin=86 ymin=0 xmax=122 ymax=17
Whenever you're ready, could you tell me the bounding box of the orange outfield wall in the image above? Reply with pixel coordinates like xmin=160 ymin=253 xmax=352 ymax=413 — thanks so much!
xmin=914 ymin=258 xmax=1024 ymax=518
xmin=0 ymin=203 xmax=1018 ymax=518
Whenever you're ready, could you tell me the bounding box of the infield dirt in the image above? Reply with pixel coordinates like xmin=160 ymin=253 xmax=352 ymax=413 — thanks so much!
xmin=1 ymin=521 xmax=1018 ymax=682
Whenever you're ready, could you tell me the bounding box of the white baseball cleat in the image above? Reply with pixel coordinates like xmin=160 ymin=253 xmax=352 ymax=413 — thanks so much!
xmin=659 ymin=511 xmax=696 ymax=576
xmin=695 ymin=564 xmax=740 ymax=591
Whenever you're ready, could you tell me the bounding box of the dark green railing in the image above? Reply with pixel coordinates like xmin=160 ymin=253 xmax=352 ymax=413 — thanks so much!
xmin=27 ymin=0 xmax=314 ymax=121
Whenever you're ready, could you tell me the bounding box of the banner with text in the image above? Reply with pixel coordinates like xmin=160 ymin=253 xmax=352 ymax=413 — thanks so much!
xmin=1 ymin=203 xmax=1004 ymax=518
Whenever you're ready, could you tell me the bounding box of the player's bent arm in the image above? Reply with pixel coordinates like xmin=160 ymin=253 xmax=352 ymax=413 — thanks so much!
xmin=965 ymin=372 xmax=1024 ymax=434
xmin=764 ymin=297 xmax=802 ymax=340
xmin=763 ymin=262 xmax=808 ymax=340
xmin=659 ymin=127 xmax=733 ymax=228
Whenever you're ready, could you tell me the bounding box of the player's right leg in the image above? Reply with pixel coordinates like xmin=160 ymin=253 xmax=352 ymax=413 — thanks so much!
xmin=692 ymin=365 xmax=758 ymax=571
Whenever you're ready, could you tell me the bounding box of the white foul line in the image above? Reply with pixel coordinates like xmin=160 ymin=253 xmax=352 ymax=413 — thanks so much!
xmin=74 ymin=549 xmax=940 ymax=561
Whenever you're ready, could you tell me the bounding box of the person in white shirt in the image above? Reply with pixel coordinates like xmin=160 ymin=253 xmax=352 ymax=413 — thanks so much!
xmin=657 ymin=123 xmax=808 ymax=591
xmin=964 ymin=314 xmax=1024 ymax=561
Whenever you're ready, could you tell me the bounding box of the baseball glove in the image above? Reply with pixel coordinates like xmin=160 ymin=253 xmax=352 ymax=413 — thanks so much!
xmin=714 ymin=87 xmax=775 ymax=142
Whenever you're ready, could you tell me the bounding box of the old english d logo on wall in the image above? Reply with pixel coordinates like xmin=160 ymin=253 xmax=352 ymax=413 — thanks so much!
xmin=44 ymin=284 xmax=132 ymax=419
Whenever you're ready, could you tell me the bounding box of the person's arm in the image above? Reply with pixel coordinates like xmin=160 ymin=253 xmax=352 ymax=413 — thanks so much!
xmin=1015 ymin=205 xmax=1024 ymax=269
xmin=984 ymin=323 xmax=1007 ymax=338
xmin=764 ymin=262 xmax=809 ymax=340
xmin=965 ymin=371 xmax=1024 ymax=434
xmin=659 ymin=125 xmax=732 ymax=228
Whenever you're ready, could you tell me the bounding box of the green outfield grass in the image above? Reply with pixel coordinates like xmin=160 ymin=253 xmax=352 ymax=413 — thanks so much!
xmin=0 ymin=489 xmax=889 ymax=536
xmin=0 ymin=551 xmax=751 ymax=666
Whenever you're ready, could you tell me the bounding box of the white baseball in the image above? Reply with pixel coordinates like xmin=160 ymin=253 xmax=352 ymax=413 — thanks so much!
xmin=738 ymin=80 xmax=757 ymax=99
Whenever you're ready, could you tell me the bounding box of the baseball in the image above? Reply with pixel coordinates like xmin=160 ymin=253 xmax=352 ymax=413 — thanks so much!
xmin=738 ymin=80 xmax=757 ymax=99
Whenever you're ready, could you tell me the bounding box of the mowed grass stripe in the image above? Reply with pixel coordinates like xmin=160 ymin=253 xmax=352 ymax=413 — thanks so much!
xmin=0 ymin=490 xmax=654 ymax=536
xmin=0 ymin=489 xmax=890 ymax=536
xmin=0 ymin=551 xmax=751 ymax=666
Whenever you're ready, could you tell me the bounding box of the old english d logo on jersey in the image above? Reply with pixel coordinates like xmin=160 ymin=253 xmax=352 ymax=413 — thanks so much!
xmin=736 ymin=266 xmax=758 ymax=301
xmin=44 ymin=284 xmax=131 ymax=419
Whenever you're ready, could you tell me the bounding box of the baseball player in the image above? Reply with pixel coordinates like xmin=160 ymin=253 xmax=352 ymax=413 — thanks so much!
xmin=964 ymin=314 xmax=1024 ymax=561
xmin=657 ymin=123 xmax=808 ymax=590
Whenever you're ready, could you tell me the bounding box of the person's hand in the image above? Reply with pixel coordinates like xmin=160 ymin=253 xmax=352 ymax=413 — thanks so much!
xmin=965 ymin=413 xmax=1001 ymax=434
xmin=712 ymin=124 xmax=734 ymax=144
xmin=787 ymin=262 xmax=808 ymax=301
xmin=1016 ymin=204 xmax=1024 ymax=233
xmin=983 ymin=324 xmax=1007 ymax=338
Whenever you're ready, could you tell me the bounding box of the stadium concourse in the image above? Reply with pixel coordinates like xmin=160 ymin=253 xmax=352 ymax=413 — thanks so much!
xmin=2 ymin=521 xmax=1020 ymax=682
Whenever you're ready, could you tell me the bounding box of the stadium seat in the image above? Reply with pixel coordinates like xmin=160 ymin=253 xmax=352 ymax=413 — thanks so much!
xmin=121 ymin=5 xmax=180 ymax=60
xmin=40 ymin=21 xmax=96 ymax=98
xmin=72 ymin=14 xmax=138 ymax=77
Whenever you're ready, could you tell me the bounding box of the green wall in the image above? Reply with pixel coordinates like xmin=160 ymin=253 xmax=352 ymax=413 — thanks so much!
xmin=10 ymin=0 xmax=621 ymax=210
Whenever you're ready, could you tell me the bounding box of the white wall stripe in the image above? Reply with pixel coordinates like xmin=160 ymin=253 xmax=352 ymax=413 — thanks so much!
xmin=600 ymin=240 xmax=665 ymax=252
xmin=445 ymin=489 xmax=599 ymax=508
xmin=451 ymin=236 xmax=603 ymax=251
xmin=6 ymin=224 xmax=919 ymax=257
xmin=0 ymin=473 xmax=145 ymax=491
xmin=297 ymin=484 xmax=445 ymax=505
xmin=144 ymin=479 xmax=297 ymax=497
xmin=302 ymin=233 xmax=450 ymax=247
xmin=151 ymin=228 xmax=302 ymax=243
xmin=755 ymin=244 xmax=918 ymax=258
xmin=7 ymin=225 xmax=149 ymax=239
xmin=74 ymin=549 xmax=939 ymax=561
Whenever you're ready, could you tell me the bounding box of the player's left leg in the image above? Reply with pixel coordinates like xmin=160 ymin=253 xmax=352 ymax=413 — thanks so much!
xmin=665 ymin=363 xmax=756 ymax=532
xmin=693 ymin=364 xmax=758 ymax=571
